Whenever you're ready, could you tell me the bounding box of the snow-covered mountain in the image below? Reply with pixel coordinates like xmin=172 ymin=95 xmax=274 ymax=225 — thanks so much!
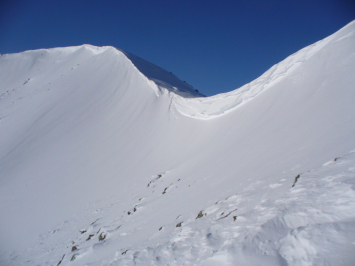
xmin=0 ymin=21 xmax=355 ymax=266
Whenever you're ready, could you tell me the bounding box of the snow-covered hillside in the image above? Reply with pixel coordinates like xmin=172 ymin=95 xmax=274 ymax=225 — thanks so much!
xmin=0 ymin=21 xmax=355 ymax=266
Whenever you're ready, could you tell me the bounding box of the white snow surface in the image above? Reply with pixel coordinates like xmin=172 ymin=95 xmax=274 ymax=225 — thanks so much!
xmin=0 ymin=21 xmax=355 ymax=265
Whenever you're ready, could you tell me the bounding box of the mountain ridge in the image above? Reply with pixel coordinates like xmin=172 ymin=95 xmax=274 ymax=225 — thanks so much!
xmin=1 ymin=21 xmax=355 ymax=265
xmin=172 ymin=20 xmax=355 ymax=119
xmin=0 ymin=44 xmax=204 ymax=99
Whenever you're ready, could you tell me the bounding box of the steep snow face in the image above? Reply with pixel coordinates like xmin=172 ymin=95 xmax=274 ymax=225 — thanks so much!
xmin=0 ymin=44 xmax=173 ymax=253
xmin=1 ymin=22 xmax=355 ymax=266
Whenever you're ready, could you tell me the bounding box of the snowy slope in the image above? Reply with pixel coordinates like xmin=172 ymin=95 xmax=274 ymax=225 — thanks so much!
xmin=0 ymin=21 xmax=355 ymax=266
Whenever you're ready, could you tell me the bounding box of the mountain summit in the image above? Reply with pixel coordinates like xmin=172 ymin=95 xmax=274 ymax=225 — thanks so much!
xmin=1 ymin=21 xmax=355 ymax=265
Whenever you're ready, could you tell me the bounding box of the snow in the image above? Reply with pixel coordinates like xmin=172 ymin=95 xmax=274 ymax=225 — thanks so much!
xmin=0 ymin=21 xmax=355 ymax=265
xmin=172 ymin=20 xmax=355 ymax=120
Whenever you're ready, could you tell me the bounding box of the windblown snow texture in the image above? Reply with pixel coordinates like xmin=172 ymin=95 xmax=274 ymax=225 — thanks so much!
xmin=0 ymin=21 xmax=355 ymax=266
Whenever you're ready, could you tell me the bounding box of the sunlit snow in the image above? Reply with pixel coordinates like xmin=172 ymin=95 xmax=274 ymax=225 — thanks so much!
xmin=0 ymin=21 xmax=355 ymax=266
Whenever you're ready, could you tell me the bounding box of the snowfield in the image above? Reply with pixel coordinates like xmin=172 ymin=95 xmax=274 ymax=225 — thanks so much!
xmin=0 ymin=21 xmax=355 ymax=265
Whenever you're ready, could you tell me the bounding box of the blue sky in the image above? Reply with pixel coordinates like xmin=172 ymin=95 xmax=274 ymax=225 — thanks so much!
xmin=1 ymin=0 xmax=354 ymax=96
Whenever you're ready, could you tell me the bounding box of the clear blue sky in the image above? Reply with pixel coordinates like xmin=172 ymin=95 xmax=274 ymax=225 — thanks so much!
xmin=1 ymin=0 xmax=354 ymax=96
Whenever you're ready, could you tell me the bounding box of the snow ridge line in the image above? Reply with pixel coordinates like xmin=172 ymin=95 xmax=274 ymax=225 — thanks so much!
xmin=170 ymin=22 xmax=348 ymax=120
